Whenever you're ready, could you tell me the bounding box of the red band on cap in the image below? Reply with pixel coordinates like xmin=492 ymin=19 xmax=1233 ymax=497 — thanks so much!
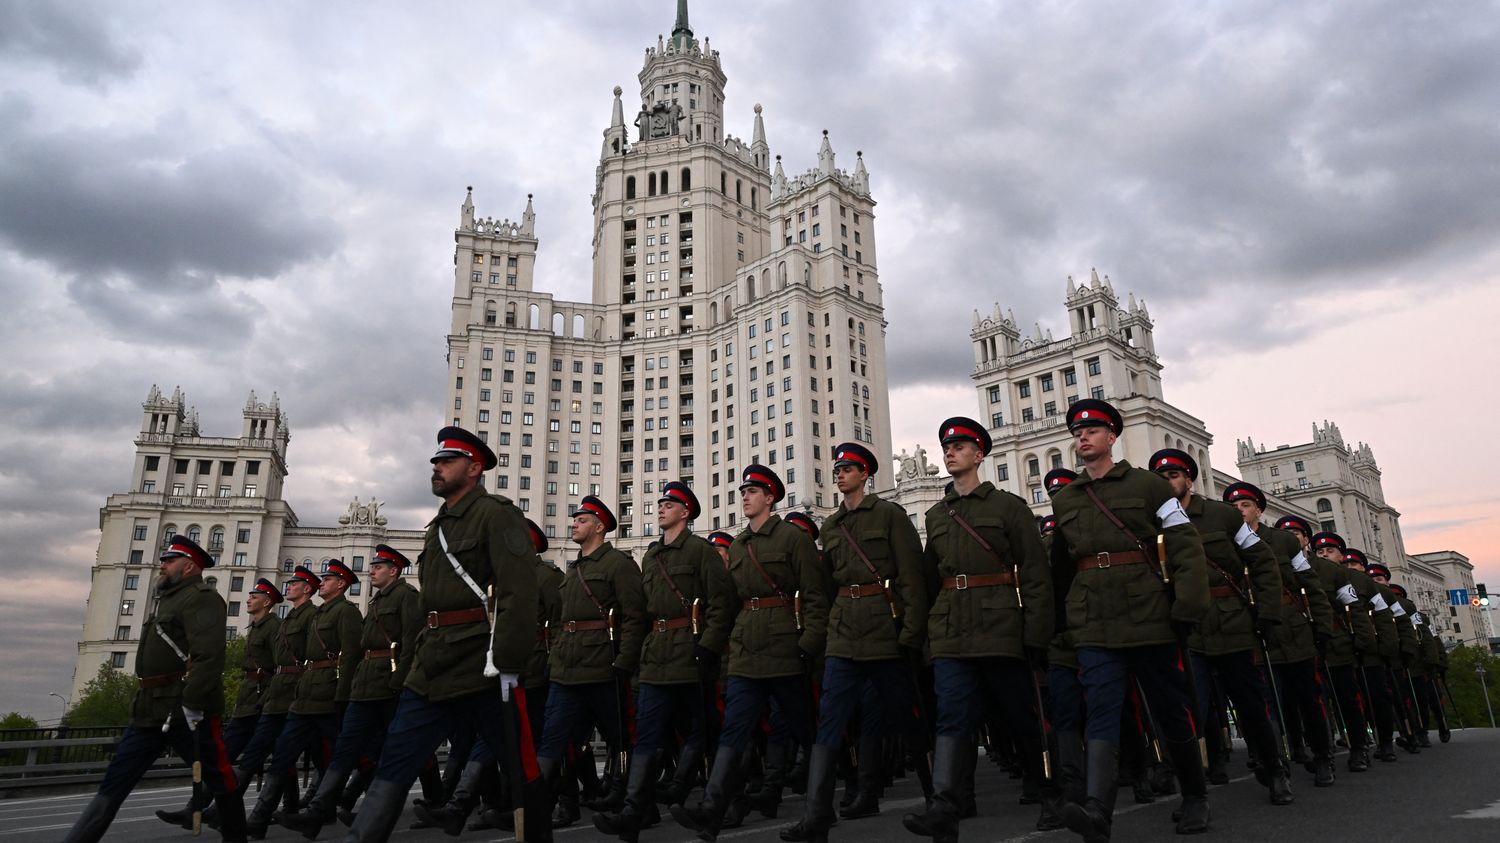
xmin=254 ymin=582 xmax=276 ymax=596
xmin=1155 ymin=456 xmax=1190 ymax=471
xmin=581 ymin=500 xmax=608 ymax=520
xmin=835 ymin=450 xmax=871 ymax=471
xmin=438 ymin=438 xmax=481 ymax=462
xmin=375 ymin=549 xmax=403 ymax=564
xmin=944 ymin=425 xmax=982 ymax=442
xmin=664 ymin=487 xmax=692 ymax=507
xmin=745 ymin=471 xmax=776 ymax=488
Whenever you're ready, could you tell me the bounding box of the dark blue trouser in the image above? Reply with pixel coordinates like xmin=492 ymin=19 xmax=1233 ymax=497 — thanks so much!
xmin=635 ymin=682 xmax=705 ymax=754
xmin=1048 ymin=663 xmax=1084 ymax=735
xmin=1077 ymin=644 xmax=1194 ymax=745
xmin=371 ymin=687 xmax=533 ymax=788
xmin=1190 ymin=651 xmax=1272 ymax=739
xmin=328 ymin=698 xmax=398 ymax=770
xmin=1323 ymin=663 xmax=1369 ymax=745
xmin=538 ymin=680 xmax=624 ymax=760
xmin=99 ymin=717 xmax=238 ymax=802
xmin=815 ymin=657 xmax=920 ymax=746
xmin=266 ymin=712 xmax=340 ymax=777
xmin=1270 ymin=659 xmax=1331 ymax=756
xmin=719 ymin=675 xmax=812 ymax=752
xmin=222 ymin=714 xmax=257 ymax=764
xmin=1361 ymin=663 xmax=1398 ymax=741
xmin=236 ymin=712 xmax=286 ymax=774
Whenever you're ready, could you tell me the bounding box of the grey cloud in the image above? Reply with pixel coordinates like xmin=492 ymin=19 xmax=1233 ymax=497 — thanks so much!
xmin=0 ymin=2 xmax=141 ymax=86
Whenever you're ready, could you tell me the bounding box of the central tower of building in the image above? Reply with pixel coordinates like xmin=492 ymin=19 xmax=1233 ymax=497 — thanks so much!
xmin=444 ymin=1 xmax=891 ymax=555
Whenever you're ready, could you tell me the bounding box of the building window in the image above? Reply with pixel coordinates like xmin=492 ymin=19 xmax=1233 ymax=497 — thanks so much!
xmin=991 ymin=412 xmax=1004 ymax=427
xmin=1040 ymin=374 xmax=1054 ymax=392
xmin=997 ymin=464 xmax=1009 ymax=482
xmin=110 ymin=652 xmax=127 ymax=669
xmin=129 ymin=550 xmax=143 ymax=565
xmin=115 ymin=625 xmax=131 ymax=641
xmin=987 ymin=386 xmax=1001 ymax=404
xmin=1090 ymin=387 xmax=1104 ymax=400
xmin=124 ymin=574 xmax=139 ymax=590
xmin=1017 ymin=381 xmax=1031 ymax=398
xmin=1086 ymin=357 xmax=1101 ymax=376
xmin=1317 ymin=498 xmax=1333 ymax=513
xmin=1294 ymin=460 xmax=1305 ymax=472
xmin=132 ymin=525 xmax=147 ymax=541
xmin=120 ymin=599 xmax=135 ymax=616
xmin=1064 ymin=368 xmax=1077 ymax=386
xmin=1270 ymin=465 xmax=1280 ymax=476
xmin=1021 ymin=408 xmax=1035 ymax=422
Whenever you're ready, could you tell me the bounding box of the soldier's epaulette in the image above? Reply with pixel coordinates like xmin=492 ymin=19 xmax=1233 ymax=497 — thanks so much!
xmin=485 ymin=492 xmax=515 ymax=506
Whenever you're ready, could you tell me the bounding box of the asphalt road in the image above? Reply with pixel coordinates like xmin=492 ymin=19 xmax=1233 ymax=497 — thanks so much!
xmin=4 ymin=729 xmax=1497 ymax=842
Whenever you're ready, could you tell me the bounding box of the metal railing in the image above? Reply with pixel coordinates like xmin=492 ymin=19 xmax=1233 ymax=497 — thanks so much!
xmin=0 ymin=726 xmax=194 ymax=791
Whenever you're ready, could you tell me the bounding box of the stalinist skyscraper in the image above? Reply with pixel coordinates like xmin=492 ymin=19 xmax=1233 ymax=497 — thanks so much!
xmin=443 ymin=1 xmax=892 ymax=553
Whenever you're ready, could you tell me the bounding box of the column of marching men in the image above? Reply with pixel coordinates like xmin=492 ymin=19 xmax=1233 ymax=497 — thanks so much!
xmin=62 ymin=401 xmax=1457 ymax=843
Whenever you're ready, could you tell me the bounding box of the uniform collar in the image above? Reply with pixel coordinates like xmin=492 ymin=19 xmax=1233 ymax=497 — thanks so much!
xmin=371 ymin=578 xmax=403 ymax=599
xmin=659 ymin=529 xmax=692 ymax=550
xmin=1072 ymin=460 xmax=1133 ymax=485
xmin=748 ymin=514 xmax=783 ymax=536
xmin=248 ymin=613 xmax=272 ymax=629
xmin=575 ymin=540 xmax=615 ymax=565
xmin=1181 ymin=494 xmax=1205 ymax=516
xmin=429 ymin=484 xmax=487 ymax=525
xmin=316 ymin=593 xmax=347 ymax=613
xmin=942 ymin=481 xmax=994 ymax=504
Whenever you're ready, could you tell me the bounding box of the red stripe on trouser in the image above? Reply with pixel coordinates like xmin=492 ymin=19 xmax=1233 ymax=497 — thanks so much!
xmin=1172 ymin=657 xmax=1198 ymax=735
xmin=513 ymin=687 xmax=541 ymax=782
xmin=207 ymin=716 xmax=237 ymax=792
xmin=1312 ymin=668 xmax=1328 ymax=719
xmin=1127 ymin=679 xmax=1144 ymax=730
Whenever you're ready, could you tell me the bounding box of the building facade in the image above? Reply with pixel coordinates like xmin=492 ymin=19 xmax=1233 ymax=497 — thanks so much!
xmin=968 ymin=270 xmax=1215 ymax=514
xmin=443 ymin=4 xmax=891 ymax=554
xmin=72 ymin=386 xmax=423 ymax=702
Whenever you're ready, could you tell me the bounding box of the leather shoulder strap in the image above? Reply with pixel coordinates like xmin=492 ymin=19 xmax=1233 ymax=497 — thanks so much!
xmin=945 ymin=507 xmax=1011 ymax=569
xmin=743 ymin=537 xmax=788 ymax=600
xmin=652 ymin=547 xmax=689 ymax=609
xmin=836 ymin=521 xmax=882 ymax=583
xmin=574 ymin=561 xmax=608 ymax=617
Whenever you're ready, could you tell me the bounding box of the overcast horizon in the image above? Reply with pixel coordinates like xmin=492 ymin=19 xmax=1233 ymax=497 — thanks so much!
xmin=3 ymin=0 xmax=1498 ymax=719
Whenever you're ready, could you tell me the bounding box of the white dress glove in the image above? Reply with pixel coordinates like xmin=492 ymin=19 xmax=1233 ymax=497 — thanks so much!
xmin=182 ymin=706 xmax=205 ymax=730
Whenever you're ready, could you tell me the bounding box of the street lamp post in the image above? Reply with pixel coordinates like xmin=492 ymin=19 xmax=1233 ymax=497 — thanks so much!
xmin=48 ymin=692 xmax=70 ymax=711
xmin=1478 ymin=663 xmax=1497 ymax=729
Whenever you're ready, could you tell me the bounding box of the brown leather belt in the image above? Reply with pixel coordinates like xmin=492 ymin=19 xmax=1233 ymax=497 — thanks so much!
xmin=277 ymin=664 xmax=304 ymax=675
xmin=364 ymin=649 xmax=393 ymax=659
xmin=741 ymin=595 xmax=790 ymax=610
xmin=427 ymin=607 xmax=488 ymax=629
xmin=652 ymin=617 xmax=694 ymax=633
xmin=1075 ymin=550 xmax=1152 ymax=571
xmin=305 ymin=658 xmax=338 ymax=670
xmin=940 ymin=572 xmax=1015 ymax=590
xmin=138 ymin=671 xmax=185 ymax=689
xmin=1209 ymin=586 xmax=1238 ymax=599
xmin=1281 ymin=592 xmax=1300 ymax=606
xmin=560 ymin=619 xmax=611 ymax=633
xmin=838 ymin=583 xmax=892 ymax=599
xmin=243 ymin=669 xmax=272 ymax=681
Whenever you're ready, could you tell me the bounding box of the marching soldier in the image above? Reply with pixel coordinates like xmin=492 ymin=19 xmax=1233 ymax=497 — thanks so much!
xmin=1406 ymin=593 xmax=1448 ymax=744
xmin=246 ymin=559 xmax=363 ymax=837
xmin=1222 ymin=482 xmax=1336 ymax=787
xmin=781 ymin=442 xmax=927 ymax=843
xmin=1361 ymin=556 xmax=1423 ymax=754
xmin=1150 ymin=451 xmax=1291 ymax=805
xmin=1039 ymin=471 xmax=1086 ymax=820
xmin=1292 ymin=522 xmax=1377 ymax=772
xmin=594 ymin=481 xmax=735 ymax=842
xmin=283 ymin=545 xmax=421 ymax=838
xmin=903 ymin=419 xmax=1052 ymax=843
xmin=64 ymin=535 xmax=246 ymax=843
xmin=1048 ymin=400 xmax=1212 ymax=841
xmin=1379 ymin=575 xmax=1427 ymax=750
xmin=537 ymin=495 xmax=647 ymax=823
xmin=672 ymin=464 xmax=829 ymax=842
xmin=157 ymin=578 xmax=283 ymax=829
xmin=343 ymin=426 xmax=542 ymax=842
xmin=1326 ymin=541 xmax=1404 ymax=761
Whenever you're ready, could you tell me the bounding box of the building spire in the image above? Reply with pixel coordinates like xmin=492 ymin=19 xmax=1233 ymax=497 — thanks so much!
xmin=672 ymin=0 xmax=692 ymax=50
xmin=521 ymin=194 xmax=535 ymax=236
xmin=461 ymin=185 xmax=474 ymax=228
xmin=818 ymin=129 xmax=835 ymax=176
xmin=611 ymin=86 xmax=624 ymax=129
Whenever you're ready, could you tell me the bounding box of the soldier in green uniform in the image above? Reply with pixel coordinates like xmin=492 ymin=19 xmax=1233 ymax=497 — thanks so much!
xmin=284 ymin=545 xmax=421 ymax=837
xmin=594 ymin=481 xmax=735 ymax=842
xmin=1327 ymin=543 xmax=1404 ymax=762
xmin=1288 ymin=522 xmax=1376 ymax=772
xmin=902 ymin=419 xmax=1052 ymax=843
xmin=1048 ymin=400 xmax=1212 ymax=842
xmin=344 ymin=426 xmax=543 ymax=842
xmin=157 ymin=578 xmax=284 ymax=830
xmin=775 ymin=442 xmax=926 ymax=843
xmin=246 ymin=559 xmax=363 ymax=837
xmin=1149 ymin=451 xmax=1290 ymax=805
xmin=1360 ymin=556 xmax=1423 ymax=755
xmin=536 ymin=494 xmax=647 ymax=823
xmin=64 ymin=535 xmax=245 ymax=843
xmin=1406 ymin=595 xmax=1449 ymax=743
xmin=672 ymin=464 xmax=829 ymax=842
xmin=1388 ymin=583 xmax=1436 ymax=748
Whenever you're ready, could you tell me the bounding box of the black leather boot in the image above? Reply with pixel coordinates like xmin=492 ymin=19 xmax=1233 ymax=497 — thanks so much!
xmin=550 ymin=755 xmax=581 ymax=828
xmin=1165 ymin=740 xmax=1210 ymax=834
xmin=412 ymin=759 xmax=487 ymax=836
xmin=1061 ymin=740 xmax=1118 ymax=843
xmin=670 ymin=745 xmax=744 ymax=843
xmin=746 ymin=740 xmax=794 ymax=819
xmin=62 ymin=794 xmax=123 ymax=843
xmin=781 ymin=744 xmax=837 ymax=843
xmin=214 ymin=789 xmax=249 ymax=843
xmin=585 ymin=751 xmax=630 ymax=813
xmin=336 ymin=766 xmax=371 ymax=826
xmin=901 ymin=735 xmax=964 ymax=843
xmin=156 ymin=788 xmax=215 ymax=830
xmin=280 ymin=765 xmax=351 ymax=839
xmin=658 ymin=745 xmax=703 ymax=806
xmin=343 ymin=778 xmax=411 ymax=842
xmin=594 ymin=749 xmax=661 ymax=843
xmin=840 ymin=735 xmax=883 ymax=819
xmin=244 ymin=772 xmax=288 ymax=840
xmin=1347 ymin=741 xmax=1370 ymax=773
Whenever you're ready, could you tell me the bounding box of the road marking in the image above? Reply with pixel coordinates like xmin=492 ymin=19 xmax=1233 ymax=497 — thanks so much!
xmin=1453 ymin=798 xmax=1500 ymax=820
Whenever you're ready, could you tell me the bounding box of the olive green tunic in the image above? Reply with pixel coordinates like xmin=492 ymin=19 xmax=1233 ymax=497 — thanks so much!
xmin=638 ymin=530 xmax=737 ymax=685
xmin=549 ymin=541 xmax=647 ymax=685
xmin=1042 ymin=532 xmax=1079 ymax=671
xmin=1257 ymin=526 xmax=1323 ymax=665
xmin=823 ymin=493 xmax=928 ymax=660
xmin=1183 ymin=497 xmax=1282 ymax=658
xmin=1412 ymin=615 xmax=1440 ymax=676
xmin=525 ymin=556 xmax=564 ymax=689
xmin=923 ymin=482 xmax=1052 ymax=659
xmin=406 ymin=488 xmax=539 ymax=702
xmin=130 ymin=573 xmax=227 ymax=729
xmin=349 ymin=578 xmax=422 ymax=702
xmin=1049 ymin=461 xmax=1210 ymax=650
xmin=1345 ymin=568 xmax=1398 ymax=664
xmin=291 ymin=593 xmax=363 ymax=715
xmin=231 ymin=612 xmax=281 ymax=719
xmin=726 ymin=514 xmax=830 ymax=679
xmin=1391 ymin=594 xmax=1422 ymax=666
xmin=1308 ymin=556 xmax=1373 ymax=669
xmin=262 ymin=600 xmax=314 ymax=716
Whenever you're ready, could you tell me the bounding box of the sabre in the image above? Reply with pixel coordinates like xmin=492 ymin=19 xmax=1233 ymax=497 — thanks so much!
xmin=1159 ymin=535 xmax=1208 ymax=766
xmin=1245 ymin=563 xmax=1291 ymax=759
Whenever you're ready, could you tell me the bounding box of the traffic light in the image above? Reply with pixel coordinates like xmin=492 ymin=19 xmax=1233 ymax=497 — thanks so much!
xmin=1479 ymin=583 xmax=1490 ymax=607
xmin=1474 ymin=597 xmax=1484 ymax=607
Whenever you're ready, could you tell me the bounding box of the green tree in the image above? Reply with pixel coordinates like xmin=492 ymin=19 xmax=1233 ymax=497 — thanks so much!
xmin=1438 ymin=645 xmax=1499 ymax=728
xmin=63 ymin=663 xmax=137 ymax=728
xmin=223 ymin=636 xmax=246 ymax=710
xmin=1 ymin=712 xmax=41 ymax=766
xmin=0 ymin=712 xmax=39 ymax=730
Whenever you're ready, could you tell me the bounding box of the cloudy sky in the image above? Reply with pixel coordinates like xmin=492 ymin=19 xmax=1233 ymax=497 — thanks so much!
xmin=2 ymin=0 xmax=1497 ymax=719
